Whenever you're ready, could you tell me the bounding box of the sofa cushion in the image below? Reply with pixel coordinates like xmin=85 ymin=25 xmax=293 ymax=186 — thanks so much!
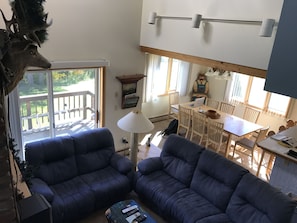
xmin=30 ymin=178 xmax=54 ymax=202
xmin=161 ymin=134 xmax=204 ymax=186
xmin=50 ymin=176 xmax=95 ymax=223
xmin=190 ymin=149 xmax=248 ymax=212
xmin=25 ymin=136 xmax=78 ymax=185
xmin=72 ymin=128 xmax=115 ymax=175
xmin=80 ymin=166 xmax=132 ymax=208
xmin=110 ymin=153 xmax=133 ymax=174
xmin=134 ymin=170 xmax=187 ymax=216
xmin=226 ymin=172 xmax=296 ymax=223
xmin=166 ymin=188 xmax=231 ymax=223
xmin=137 ymin=157 xmax=163 ymax=175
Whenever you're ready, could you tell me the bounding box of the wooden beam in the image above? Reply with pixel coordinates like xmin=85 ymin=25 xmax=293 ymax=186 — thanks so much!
xmin=140 ymin=46 xmax=267 ymax=78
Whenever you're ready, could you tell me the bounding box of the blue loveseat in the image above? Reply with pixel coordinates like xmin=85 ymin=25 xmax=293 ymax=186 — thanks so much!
xmin=25 ymin=128 xmax=134 ymax=223
xmin=134 ymin=134 xmax=296 ymax=223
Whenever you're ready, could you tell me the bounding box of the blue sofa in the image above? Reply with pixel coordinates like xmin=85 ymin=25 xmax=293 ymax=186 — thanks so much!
xmin=25 ymin=128 xmax=134 ymax=223
xmin=134 ymin=134 xmax=297 ymax=223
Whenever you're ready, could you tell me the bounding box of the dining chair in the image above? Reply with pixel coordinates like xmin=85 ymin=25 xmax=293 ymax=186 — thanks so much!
xmin=219 ymin=102 xmax=235 ymax=115
xmin=243 ymin=106 xmax=261 ymax=123
xmin=286 ymin=119 xmax=295 ymax=128
xmin=279 ymin=125 xmax=286 ymax=132
xmin=232 ymin=126 xmax=269 ymax=168
xmin=205 ymin=118 xmax=227 ymax=153
xmin=177 ymin=105 xmax=192 ymax=138
xmin=168 ymin=91 xmax=179 ymax=119
xmin=205 ymin=98 xmax=220 ymax=109
xmin=190 ymin=110 xmax=207 ymax=145
xmin=256 ymin=130 xmax=276 ymax=179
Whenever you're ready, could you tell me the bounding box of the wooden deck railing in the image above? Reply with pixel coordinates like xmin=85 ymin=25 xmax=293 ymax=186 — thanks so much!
xmin=19 ymin=91 xmax=94 ymax=131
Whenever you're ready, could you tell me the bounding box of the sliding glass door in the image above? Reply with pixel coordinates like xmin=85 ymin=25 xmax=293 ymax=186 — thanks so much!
xmin=18 ymin=71 xmax=52 ymax=142
xmin=17 ymin=68 xmax=99 ymax=152
xmin=52 ymin=69 xmax=97 ymax=137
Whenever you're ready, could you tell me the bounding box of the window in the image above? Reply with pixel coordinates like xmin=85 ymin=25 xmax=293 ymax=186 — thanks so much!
xmin=268 ymin=93 xmax=291 ymax=114
xmin=154 ymin=56 xmax=169 ymax=95
xmin=144 ymin=54 xmax=190 ymax=102
xmin=169 ymin=59 xmax=179 ymax=91
xmin=248 ymin=77 xmax=266 ymax=108
xmin=229 ymin=72 xmax=291 ymax=116
xmin=229 ymin=73 xmax=249 ymax=102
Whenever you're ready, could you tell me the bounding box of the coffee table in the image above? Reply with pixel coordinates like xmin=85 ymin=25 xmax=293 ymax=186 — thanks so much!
xmin=105 ymin=199 xmax=156 ymax=223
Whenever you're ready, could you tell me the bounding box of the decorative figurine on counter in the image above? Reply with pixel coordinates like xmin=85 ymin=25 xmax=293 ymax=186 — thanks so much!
xmin=191 ymin=73 xmax=209 ymax=101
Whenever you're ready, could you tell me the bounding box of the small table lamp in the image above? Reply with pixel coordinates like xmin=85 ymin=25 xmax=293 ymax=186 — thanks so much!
xmin=117 ymin=110 xmax=154 ymax=168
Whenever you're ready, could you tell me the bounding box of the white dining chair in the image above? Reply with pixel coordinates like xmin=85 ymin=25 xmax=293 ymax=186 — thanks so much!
xmin=205 ymin=118 xmax=228 ymax=153
xmin=219 ymin=102 xmax=235 ymax=115
xmin=190 ymin=110 xmax=207 ymax=145
xmin=243 ymin=106 xmax=261 ymax=123
xmin=205 ymin=98 xmax=220 ymax=109
xmin=177 ymin=105 xmax=192 ymax=138
xmin=168 ymin=91 xmax=179 ymax=119
xmin=256 ymin=130 xmax=275 ymax=179
xmin=232 ymin=126 xmax=269 ymax=168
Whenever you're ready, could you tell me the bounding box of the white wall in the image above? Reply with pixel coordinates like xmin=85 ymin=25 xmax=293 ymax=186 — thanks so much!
xmin=140 ymin=0 xmax=297 ymax=134
xmin=141 ymin=0 xmax=283 ymax=70
xmin=45 ymin=0 xmax=145 ymax=150
xmin=0 ymin=0 xmax=145 ymax=150
xmin=1 ymin=0 xmax=293 ymax=148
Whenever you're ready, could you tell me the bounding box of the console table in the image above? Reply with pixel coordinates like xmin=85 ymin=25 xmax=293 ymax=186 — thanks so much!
xmin=257 ymin=126 xmax=297 ymax=195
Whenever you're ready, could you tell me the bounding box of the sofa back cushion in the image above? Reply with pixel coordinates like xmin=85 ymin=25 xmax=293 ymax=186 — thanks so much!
xmin=72 ymin=128 xmax=115 ymax=175
xmin=190 ymin=149 xmax=248 ymax=211
xmin=161 ymin=134 xmax=204 ymax=186
xmin=25 ymin=136 xmax=78 ymax=185
xmin=226 ymin=172 xmax=296 ymax=223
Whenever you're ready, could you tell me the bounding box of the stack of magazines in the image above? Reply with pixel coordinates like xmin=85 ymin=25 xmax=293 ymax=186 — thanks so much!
xmin=270 ymin=134 xmax=297 ymax=148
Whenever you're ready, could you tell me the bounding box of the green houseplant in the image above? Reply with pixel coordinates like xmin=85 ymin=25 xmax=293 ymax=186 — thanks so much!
xmin=0 ymin=0 xmax=51 ymax=221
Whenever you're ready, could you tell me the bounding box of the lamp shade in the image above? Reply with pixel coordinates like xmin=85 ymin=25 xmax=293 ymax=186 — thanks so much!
xmin=117 ymin=110 xmax=154 ymax=133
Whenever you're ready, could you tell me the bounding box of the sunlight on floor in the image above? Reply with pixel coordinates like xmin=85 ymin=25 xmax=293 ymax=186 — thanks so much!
xmin=140 ymin=131 xmax=164 ymax=147
xmin=230 ymin=149 xmax=273 ymax=182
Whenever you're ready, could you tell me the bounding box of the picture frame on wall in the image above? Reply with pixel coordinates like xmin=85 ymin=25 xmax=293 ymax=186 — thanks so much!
xmin=122 ymin=95 xmax=140 ymax=108
xmin=122 ymin=83 xmax=137 ymax=95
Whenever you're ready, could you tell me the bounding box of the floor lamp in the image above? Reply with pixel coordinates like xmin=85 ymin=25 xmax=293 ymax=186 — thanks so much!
xmin=117 ymin=110 xmax=154 ymax=169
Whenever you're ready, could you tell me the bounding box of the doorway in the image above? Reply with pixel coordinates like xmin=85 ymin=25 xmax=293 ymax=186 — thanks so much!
xmin=11 ymin=67 xmax=103 ymax=159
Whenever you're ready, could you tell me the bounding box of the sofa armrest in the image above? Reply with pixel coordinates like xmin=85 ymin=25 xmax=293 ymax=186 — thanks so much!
xmin=110 ymin=153 xmax=133 ymax=174
xmin=29 ymin=178 xmax=54 ymax=202
xmin=138 ymin=157 xmax=163 ymax=175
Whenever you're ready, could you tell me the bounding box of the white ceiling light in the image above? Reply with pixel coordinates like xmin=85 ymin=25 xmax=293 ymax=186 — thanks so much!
xmin=148 ymin=12 xmax=276 ymax=37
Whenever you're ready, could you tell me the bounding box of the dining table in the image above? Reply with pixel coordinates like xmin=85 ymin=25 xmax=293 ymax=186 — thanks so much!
xmin=172 ymin=102 xmax=264 ymax=158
